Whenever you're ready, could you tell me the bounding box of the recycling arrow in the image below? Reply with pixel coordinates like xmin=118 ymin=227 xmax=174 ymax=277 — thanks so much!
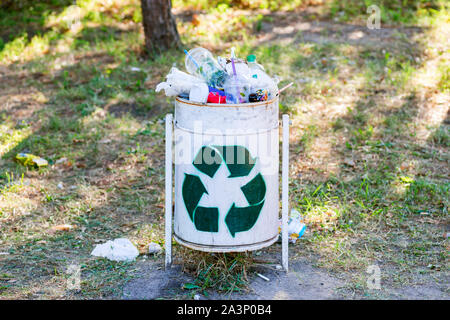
xmin=193 ymin=206 xmax=219 ymax=232
xmin=182 ymin=173 xmax=219 ymax=232
xmin=182 ymin=173 xmax=207 ymax=222
xmin=213 ymin=145 xmax=256 ymax=178
xmin=193 ymin=145 xmax=256 ymax=178
xmin=182 ymin=145 xmax=266 ymax=237
xmin=193 ymin=146 xmax=222 ymax=178
xmin=225 ymin=201 xmax=265 ymax=237
xmin=240 ymin=173 xmax=266 ymax=205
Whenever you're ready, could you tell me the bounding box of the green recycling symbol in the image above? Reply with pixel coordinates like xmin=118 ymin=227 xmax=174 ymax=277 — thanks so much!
xmin=182 ymin=145 xmax=266 ymax=237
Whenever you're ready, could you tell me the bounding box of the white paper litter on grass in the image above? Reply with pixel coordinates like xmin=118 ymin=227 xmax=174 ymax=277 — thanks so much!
xmin=91 ymin=238 xmax=139 ymax=262
xmin=148 ymin=242 xmax=162 ymax=255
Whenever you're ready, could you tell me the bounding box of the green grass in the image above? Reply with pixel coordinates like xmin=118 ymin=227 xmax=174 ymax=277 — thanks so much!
xmin=437 ymin=63 xmax=450 ymax=92
xmin=173 ymin=0 xmax=304 ymax=11
xmin=430 ymin=125 xmax=450 ymax=147
xmin=328 ymin=0 xmax=449 ymax=25
xmin=177 ymin=248 xmax=254 ymax=295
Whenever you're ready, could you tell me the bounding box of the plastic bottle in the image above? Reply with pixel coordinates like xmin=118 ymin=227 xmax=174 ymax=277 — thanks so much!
xmin=246 ymin=55 xmax=278 ymax=101
xmin=248 ymin=71 xmax=278 ymax=101
xmin=184 ymin=48 xmax=227 ymax=89
xmin=247 ymin=54 xmax=265 ymax=73
xmin=224 ymin=58 xmax=249 ymax=76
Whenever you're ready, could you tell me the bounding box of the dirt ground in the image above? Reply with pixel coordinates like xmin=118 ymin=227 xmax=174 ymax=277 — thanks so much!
xmin=121 ymin=253 xmax=449 ymax=300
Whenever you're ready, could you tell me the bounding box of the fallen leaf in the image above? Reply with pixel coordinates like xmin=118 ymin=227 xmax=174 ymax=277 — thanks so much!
xmin=191 ymin=14 xmax=201 ymax=26
xmin=183 ymin=283 xmax=200 ymax=290
xmin=50 ymin=224 xmax=74 ymax=232
xmin=137 ymin=245 xmax=147 ymax=255
xmin=76 ymin=162 xmax=86 ymax=168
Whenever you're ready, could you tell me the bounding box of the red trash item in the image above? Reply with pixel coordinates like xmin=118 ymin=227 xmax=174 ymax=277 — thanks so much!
xmin=207 ymin=92 xmax=226 ymax=104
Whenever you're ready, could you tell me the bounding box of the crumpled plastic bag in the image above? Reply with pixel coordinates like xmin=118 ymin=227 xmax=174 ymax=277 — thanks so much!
xmin=278 ymin=209 xmax=307 ymax=244
xmin=155 ymin=67 xmax=205 ymax=97
xmin=91 ymin=238 xmax=139 ymax=262
xmin=288 ymin=209 xmax=306 ymax=243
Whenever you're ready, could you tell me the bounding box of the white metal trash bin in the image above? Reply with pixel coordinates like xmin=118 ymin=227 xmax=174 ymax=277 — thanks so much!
xmin=172 ymin=97 xmax=280 ymax=252
xmin=164 ymin=97 xmax=290 ymax=270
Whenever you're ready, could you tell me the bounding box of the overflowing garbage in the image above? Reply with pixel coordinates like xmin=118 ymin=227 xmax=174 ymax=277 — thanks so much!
xmin=156 ymin=47 xmax=282 ymax=104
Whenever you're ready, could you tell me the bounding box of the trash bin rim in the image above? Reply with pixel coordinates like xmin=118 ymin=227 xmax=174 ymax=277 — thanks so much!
xmin=175 ymin=96 xmax=278 ymax=108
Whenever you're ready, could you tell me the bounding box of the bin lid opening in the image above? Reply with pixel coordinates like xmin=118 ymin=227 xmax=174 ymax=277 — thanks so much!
xmin=175 ymin=96 xmax=278 ymax=108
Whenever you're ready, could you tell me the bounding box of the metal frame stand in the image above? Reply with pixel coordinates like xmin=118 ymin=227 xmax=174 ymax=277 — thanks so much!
xmin=281 ymin=114 xmax=290 ymax=272
xmin=164 ymin=113 xmax=290 ymax=272
xmin=164 ymin=114 xmax=173 ymax=269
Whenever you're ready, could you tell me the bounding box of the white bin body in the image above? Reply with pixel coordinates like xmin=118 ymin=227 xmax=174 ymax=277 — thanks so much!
xmin=173 ymin=97 xmax=279 ymax=252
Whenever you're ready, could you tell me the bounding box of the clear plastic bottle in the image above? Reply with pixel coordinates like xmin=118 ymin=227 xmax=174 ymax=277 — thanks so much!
xmin=225 ymin=58 xmax=249 ymax=76
xmin=246 ymin=55 xmax=278 ymax=101
xmin=184 ymin=48 xmax=227 ymax=89
xmin=247 ymin=54 xmax=265 ymax=73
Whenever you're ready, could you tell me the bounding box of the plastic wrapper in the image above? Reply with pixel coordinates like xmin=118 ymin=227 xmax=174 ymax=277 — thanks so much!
xmin=155 ymin=67 xmax=205 ymax=97
xmin=15 ymin=153 xmax=48 ymax=168
xmin=287 ymin=209 xmax=306 ymax=243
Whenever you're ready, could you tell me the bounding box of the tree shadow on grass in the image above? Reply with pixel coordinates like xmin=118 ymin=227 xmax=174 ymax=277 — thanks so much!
xmin=0 ymin=0 xmax=74 ymax=49
xmin=73 ymin=25 xmax=141 ymax=50
xmin=0 ymin=50 xmax=174 ymax=298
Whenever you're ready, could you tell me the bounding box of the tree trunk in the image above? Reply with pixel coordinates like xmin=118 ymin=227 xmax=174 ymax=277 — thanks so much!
xmin=141 ymin=0 xmax=181 ymax=55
